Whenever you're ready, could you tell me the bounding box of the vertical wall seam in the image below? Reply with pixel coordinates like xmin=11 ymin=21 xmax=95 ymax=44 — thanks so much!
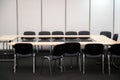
xmin=41 ymin=0 xmax=43 ymax=31
xmin=113 ymin=0 xmax=115 ymax=34
xmin=65 ymin=0 xmax=67 ymax=32
xmin=16 ymin=0 xmax=18 ymax=35
xmin=89 ymin=0 xmax=91 ymax=32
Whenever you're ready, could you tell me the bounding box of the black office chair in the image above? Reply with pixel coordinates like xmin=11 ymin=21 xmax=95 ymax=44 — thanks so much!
xmin=100 ymin=31 xmax=112 ymax=38
xmin=83 ymin=44 xmax=104 ymax=74
xmin=22 ymin=31 xmax=36 ymax=42
xmin=38 ymin=31 xmax=51 ymax=42
xmin=38 ymin=31 xmax=51 ymax=55
xmin=113 ymin=34 xmax=118 ymax=41
xmin=13 ymin=43 xmax=35 ymax=73
xmin=64 ymin=42 xmax=81 ymax=71
xmin=78 ymin=31 xmax=90 ymax=35
xmin=65 ymin=31 xmax=78 ymax=42
xmin=41 ymin=43 xmax=65 ymax=75
xmin=78 ymin=31 xmax=90 ymax=40
xmin=52 ymin=31 xmax=64 ymax=42
xmin=108 ymin=44 xmax=120 ymax=75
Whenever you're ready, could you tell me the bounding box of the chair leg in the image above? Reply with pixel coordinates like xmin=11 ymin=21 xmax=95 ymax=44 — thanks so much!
xmin=41 ymin=57 xmax=45 ymax=72
xmin=14 ymin=54 xmax=16 ymax=73
xmin=78 ymin=54 xmax=81 ymax=72
xmin=48 ymin=58 xmax=52 ymax=75
xmin=53 ymin=60 xmax=57 ymax=72
xmin=60 ymin=58 xmax=63 ymax=72
xmin=70 ymin=57 xmax=73 ymax=68
xmin=102 ymin=54 xmax=104 ymax=74
xmin=33 ymin=53 xmax=35 ymax=73
xmin=83 ymin=53 xmax=85 ymax=74
xmin=108 ymin=54 xmax=110 ymax=75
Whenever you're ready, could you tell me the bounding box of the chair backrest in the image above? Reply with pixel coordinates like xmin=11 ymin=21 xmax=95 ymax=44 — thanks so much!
xmin=84 ymin=44 xmax=104 ymax=55
xmin=52 ymin=31 xmax=64 ymax=35
xmin=13 ymin=43 xmax=33 ymax=55
xmin=22 ymin=31 xmax=36 ymax=40
xmin=78 ymin=31 xmax=90 ymax=35
xmin=52 ymin=31 xmax=64 ymax=40
xmin=100 ymin=31 xmax=111 ymax=38
xmin=39 ymin=31 xmax=50 ymax=35
xmin=64 ymin=42 xmax=80 ymax=54
xmin=39 ymin=31 xmax=50 ymax=40
xmin=113 ymin=34 xmax=118 ymax=41
xmin=65 ymin=31 xmax=77 ymax=40
xmin=78 ymin=31 xmax=90 ymax=39
xmin=65 ymin=31 xmax=77 ymax=35
xmin=52 ymin=44 xmax=65 ymax=56
xmin=109 ymin=44 xmax=120 ymax=56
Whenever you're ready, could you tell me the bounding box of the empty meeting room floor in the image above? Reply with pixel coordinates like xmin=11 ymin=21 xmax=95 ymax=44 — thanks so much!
xmin=0 ymin=55 xmax=120 ymax=80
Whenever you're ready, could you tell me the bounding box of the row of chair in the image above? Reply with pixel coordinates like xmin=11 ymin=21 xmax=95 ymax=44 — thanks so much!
xmin=13 ymin=42 xmax=120 ymax=75
xmin=100 ymin=31 xmax=118 ymax=41
xmin=22 ymin=31 xmax=118 ymax=42
xmin=22 ymin=31 xmax=90 ymax=42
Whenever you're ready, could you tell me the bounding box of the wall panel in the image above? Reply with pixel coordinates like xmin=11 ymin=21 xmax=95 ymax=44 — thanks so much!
xmin=42 ymin=0 xmax=65 ymax=32
xmin=114 ymin=0 xmax=120 ymax=41
xmin=66 ymin=0 xmax=89 ymax=32
xmin=90 ymin=0 xmax=113 ymax=35
xmin=18 ymin=0 xmax=41 ymax=35
xmin=0 ymin=0 xmax=16 ymax=36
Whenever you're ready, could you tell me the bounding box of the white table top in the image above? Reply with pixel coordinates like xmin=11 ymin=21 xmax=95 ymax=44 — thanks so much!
xmin=3 ymin=35 xmax=118 ymax=46
xmin=0 ymin=35 xmax=17 ymax=41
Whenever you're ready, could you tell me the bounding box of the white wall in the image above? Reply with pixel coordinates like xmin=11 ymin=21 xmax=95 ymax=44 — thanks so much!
xmin=114 ymin=0 xmax=120 ymax=40
xmin=0 ymin=0 xmax=120 ymax=41
xmin=0 ymin=0 xmax=16 ymax=36
xmin=90 ymin=0 xmax=113 ymax=35
xmin=18 ymin=0 xmax=41 ymax=35
xmin=42 ymin=0 xmax=65 ymax=32
xmin=66 ymin=0 xmax=89 ymax=32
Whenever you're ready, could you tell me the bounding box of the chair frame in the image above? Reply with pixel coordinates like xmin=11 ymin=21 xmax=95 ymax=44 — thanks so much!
xmin=13 ymin=43 xmax=35 ymax=73
xmin=83 ymin=44 xmax=104 ymax=74
xmin=64 ymin=42 xmax=81 ymax=72
xmin=108 ymin=44 xmax=120 ymax=75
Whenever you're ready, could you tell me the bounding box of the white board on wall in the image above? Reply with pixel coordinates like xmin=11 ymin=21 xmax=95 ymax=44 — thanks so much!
xmin=42 ymin=0 xmax=65 ymax=32
xmin=114 ymin=0 xmax=120 ymax=41
xmin=66 ymin=0 xmax=89 ymax=32
xmin=90 ymin=0 xmax=113 ymax=35
xmin=0 ymin=0 xmax=17 ymax=36
xmin=18 ymin=0 xmax=41 ymax=35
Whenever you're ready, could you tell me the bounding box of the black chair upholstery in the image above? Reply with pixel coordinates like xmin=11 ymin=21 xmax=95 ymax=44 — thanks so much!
xmin=100 ymin=31 xmax=112 ymax=38
xmin=65 ymin=31 xmax=78 ymax=42
xmin=83 ymin=44 xmax=104 ymax=74
xmin=108 ymin=44 xmax=120 ymax=75
xmin=113 ymin=34 xmax=118 ymax=41
xmin=52 ymin=31 xmax=64 ymax=42
xmin=22 ymin=31 xmax=36 ymax=42
xmin=64 ymin=42 xmax=81 ymax=71
xmin=78 ymin=31 xmax=90 ymax=35
xmin=78 ymin=31 xmax=90 ymax=39
xmin=38 ymin=31 xmax=51 ymax=42
xmin=38 ymin=31 xmax=51 ymax=55
xmin=41 ymin=43 xmax=65 ymax=75
xmin=13 ymin=43 xmax=35 ymax=73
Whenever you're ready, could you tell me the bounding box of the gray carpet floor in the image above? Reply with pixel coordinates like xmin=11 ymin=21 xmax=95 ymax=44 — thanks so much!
xmin=0 ymin=54 xmax=120 ymax=80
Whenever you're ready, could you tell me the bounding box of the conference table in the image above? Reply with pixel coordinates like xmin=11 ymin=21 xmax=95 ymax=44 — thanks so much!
xmin=6 ymin=35 xmax=118 ymax=46
xmin=0 ymin=34 xmax=119 ymax=48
